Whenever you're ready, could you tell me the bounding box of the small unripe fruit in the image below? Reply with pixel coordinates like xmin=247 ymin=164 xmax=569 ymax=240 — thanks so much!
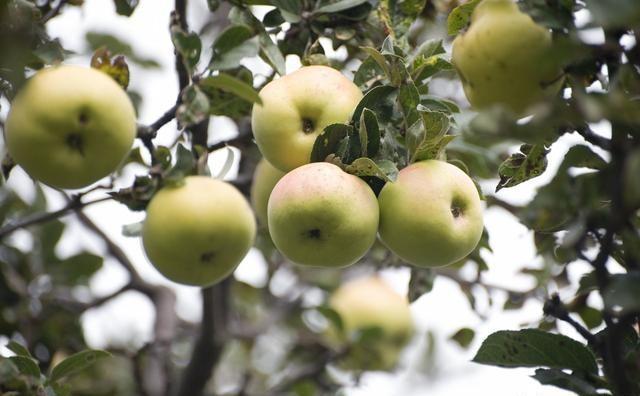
xmin=142 ymin=176 xmax=256 ymax=287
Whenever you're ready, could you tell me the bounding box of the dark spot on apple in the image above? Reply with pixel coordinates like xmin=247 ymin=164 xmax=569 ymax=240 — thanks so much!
xmin=78 ymin=112 xmax=89 ymax=125
xmin=66 ymin=133 xmax=84 ymax=155
xmin=306 ymin=228 xmax=322 ymax=239
xmin=451 ymin=205 xmax=462 ymax=218
xmin=302 ymin=117 xmax=315 ymax=134
xmin=200 ymin=251 xmax=215 ymax=263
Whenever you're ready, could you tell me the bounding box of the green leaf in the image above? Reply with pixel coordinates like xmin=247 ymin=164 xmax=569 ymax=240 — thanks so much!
xmin=316 ymin=306 xmax=344 ymax=333
xmin=359 ymin=108 xmax=380 ymax=157
xmin=49 ymin=350 xmax=111 ymax=384
xmin=166 ymin=144 xmax=196 ymax=182
xmin=447 ymin=0 xmax=481 ymax=36
xmin=230 ymin=8 xmax=286 ymax=75
xmin=532 ymin=368 xmax=601 ymax=396
xmin=9 ymin=356 xmax=40 ymax=378
xmin=408 ymin=267 xmax=435 ymax=302
xmin=122 ymin=221 xmax=143 ymax=237
xmin=171 ymin=26 xmax=201 ymax=74
xmin=354 ymin=56 xmax=385 ymax=90
xmin=496 ymin=144 xmax=549 ymax=192
xmin=85 ymin=32 xmax=160 ymax=68
xmin=201 ymin=67 xmax=254 ymax=119
xmin=314 ymin=0 xmax=369 ymax=14
xmin=361 ymin=47 xmax=392 ymax=82
xmin=177 ymin=85 xmax=210 ymax=127
xmin=262 ymin=8 xmax=286 ymax=26
xmin=199 ymin=73 xmax=261 ymax=105
xmin=473 ymin=329 xmax=598 ymax=374
xmin=450 ymin=328 xmax=476 ymax=348
xmin=345 ymin=157 xmax=398 ymax=182
xmin=113 ymin=0 xmax=138 ymax=16
xmin=209 ymin=25 xmax=259 ymax=70
xmin=270 ymin=0 xmax=302 ymax=22
xmin=603 ymin=273 xmax=640 ymax=316
xmin=583 ymin=0 xmax=640 ymax=29
xmin=6 ymin=341 xmax=31 ymax=358
xmin=52 ymin=253 xmax=103 ymax=285
xmin=398 ymin=79 xmax=421 ymax=126
xmin=351 ymin=85 xmax=397 ymax=123
xmin=310 ymin=124 xmax=352 ymax=163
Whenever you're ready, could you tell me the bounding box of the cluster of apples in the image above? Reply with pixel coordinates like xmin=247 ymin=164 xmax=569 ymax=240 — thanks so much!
xmin=250 ymin=65 xmax=484 ymax=272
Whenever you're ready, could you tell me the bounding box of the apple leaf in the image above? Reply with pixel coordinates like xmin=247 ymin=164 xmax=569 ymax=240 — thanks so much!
xmin=473 ymin=329 xmax=598 ymax=374
xmin=602 ymin=273 xmax=640 ymax=316
xmin=313 ymin=0 xmax=369 ymax=15
xmin=351 ymin=85 xmax=397 ymax=124
xmin=86 ymin=32 xmax=160 ymax=68
xmin=345 ymin=157 xmax=398 ymax=182
xmin=6 ymin=341 xmax=32 ymax=358
xmin=177 ymin=85 xmax=210 ymax=127
xmin=358 ymin=108 xmax=380 ymax=158
xmin=316 ymin=306 xmax=344 ymax=333
xmin=310 ymin=124 xmax=352 ymax=163
xmin=199 ymin=73 xmax=261 ymax=105
xmin=270 ymin=0 xmax=302 ymax=22
xmin=354 ymin=56 xmax=385 ymax=91
xmin=408 ymin=267 xmax=435 ymax=302
xmin=361 ymin=47 xmax=392 ymax=82
xmin=170 ymin=25 xmax=202 ymax=75
xmin=447 ymin=0 xmax=481 ymax=36
xmin=49 ymin=350 xmax=111 ymax=384
xmin=209 ymin=25 xmax=259 ymax=71
xmin=90 ymin=48 xmax=130 ymax=89
xmin=9 ymin=356 xmax=40 ymax=378
xmin=531 ymin=368 xmax=601 ymax=396
xmin=165 ymin=144 xmax=196 ymax=182
xmin=50 ymin=253 xmax=103 ymax=285
xmin=496 ymin=144 xmax=549 ymax=192
xmin=450 ymin=327 xmax=476 ymax=348
xmin=113 ymin=0 xmax=139 ymax=16
xmin=398 ymin=79 xmax=421 ymax=126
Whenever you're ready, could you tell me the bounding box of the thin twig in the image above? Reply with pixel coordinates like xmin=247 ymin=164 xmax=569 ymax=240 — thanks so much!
xmin=0 ymin=195 xmax=111 ymax=240
xmin=41 ymin=0 xmax=67 ymax=23
xmin=543 ymin=294 xmax=598 ymax=345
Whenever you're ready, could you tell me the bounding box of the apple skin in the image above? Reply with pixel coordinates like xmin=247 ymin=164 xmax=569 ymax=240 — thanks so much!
xmin=451 ymin=0 xmax=564 ymax=115
xmin=142 ymin=176 xmax=256 ymax=287
xmin=378 ymin=160 xmax=484 ymax=268
xmin=250 ymin=158 xmax=285 ymax=226
xmin=5 ymin=65 xmax=136 ymax=189
xmin=328 ymin=276 xmax=414 ymax=371
xmin=251 ymin=66 xmax=363 ymax=172
xmin=268 ymin=162 xmax=378 ymax=267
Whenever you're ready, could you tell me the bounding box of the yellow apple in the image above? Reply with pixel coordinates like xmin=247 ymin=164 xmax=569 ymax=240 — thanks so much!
xmin=251 ymin=66 xmax=363 ymax=172
xmin=142 ymin=176 xmax=256 ymax=287
xmin=378 ymin=160 xmax=484 ymax=267
xmin=451 ymin=0 xmax=564 ymax=115
xmin=5 ymin=65 xmax=136 ymax=189
xmin=268 ymin=162 xmax=378 ymax=267
xmin=250 ymin=158 xmax=285 ymax=226
xmin=328 ymin=275 xmax=414 ymax=370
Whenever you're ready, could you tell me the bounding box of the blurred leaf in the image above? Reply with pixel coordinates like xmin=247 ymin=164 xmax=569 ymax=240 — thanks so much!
xmin=496 ymin=144 xmax=549 ymax=192
xmin=171 ymin=26 xmax=201 ymax=74
xmin=122 ymin=221 xmax=143 ymax=237
xmin=209 ymin=25 xmax=259 ymax=70
xmin=90 ymin=48 xmax=130 ymax=89
xmin=86 ymin=32 xmax=160 ymax=68
xmin=314 ymin=0 xmax=369 ymax=14
xmin=7 ymin=341 xmax=31 ymax=357
xmin=177 ymin=85 xmax=210 ymax=126
xmin=576 ymin=306 xmax=602 ymax=330
xmin=270 ymin=0 xmax=302 ymax=22
xmin=213 ymin=147 xmax=235 ymax=180
xmin=473 ymin=329 xmax=598 ymax=374
xmin=450 ymin=327 xmax=475 ymax=348
xmin=52 ymin=253 xmax=103 ymax=285
xmin=316 ymin=306 xmax=344 ymax=333
xmin=602 ymin=273 xmax=640 ymax=316
xmin=49 ymin=350 xmax=111 ymax=384
xmin=200 ymin=73 xmax=261 ymax=105
xmin=113 ymin=0 xmax=138 ymax=16
xmin=531 ymin=368 xmax=601 ymax=396
xmin=584 ymin=0 xmax=640 ymax=28
xmin=165 ymin=144 xmax=196 ymax=181
xmin=9 ymin=356 xmax=40 ymax=378
xmin=447 ymin=0 xmax=480 ymax=36
xmin=32 ymin=39 xmax=68 ymax=64
xmin=408 ymin=267 xmax=435 ymax=302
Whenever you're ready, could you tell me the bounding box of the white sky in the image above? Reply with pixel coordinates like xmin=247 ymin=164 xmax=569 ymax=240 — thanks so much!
xmin=0 ymin=1 xmax=615 ymax=394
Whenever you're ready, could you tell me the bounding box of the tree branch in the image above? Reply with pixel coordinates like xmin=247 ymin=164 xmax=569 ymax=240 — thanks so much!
xmin=543 ymin=294 xmax=598 ymax=345
xmin=0 ymin=195 xmax=111 ymax=240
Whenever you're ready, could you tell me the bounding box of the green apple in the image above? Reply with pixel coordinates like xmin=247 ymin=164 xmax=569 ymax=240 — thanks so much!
xmin=142 ymin=176 xmax=256 ymax=287
xmin=5 ymin=65 xmax=136 ymax=189
xmin=268 ymin=162 xmax=378 ymax=267
xmin=251 ymin=66 xmax=363 ymax=172
xmin=378 ymin=160 xmax=484 ymax=267
xmin=451 ymin=0 xmax=564 ymax=115
xmin=250 ymin=158 xmax=285 ymax=226
xmin=328 ymin=276 xmax=414 ymax=370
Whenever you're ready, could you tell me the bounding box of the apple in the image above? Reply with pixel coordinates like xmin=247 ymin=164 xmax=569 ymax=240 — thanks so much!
xmin=142 ymin=176 xmax=256 ymax=287
xmin=251 ymin=66 xmax=363 ymax=172
xmin=328 ymin=275 xmax=414 ymax=370
xmin=250 ymin=158 xmax=285 ymax=226
xmin=378 ymin=160 xmax=484 ymax=267
xmin=5 ymin=65 xmax=136 ymax=189
xmin=451 ymin=0 xmax=564 ymax=115
xmin=268 ymin=162 xmax=378 ymax=267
